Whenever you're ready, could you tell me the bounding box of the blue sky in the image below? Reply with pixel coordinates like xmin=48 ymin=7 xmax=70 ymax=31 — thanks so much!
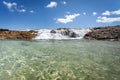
xmin=0 ymin=0 xmax=120 ymax=30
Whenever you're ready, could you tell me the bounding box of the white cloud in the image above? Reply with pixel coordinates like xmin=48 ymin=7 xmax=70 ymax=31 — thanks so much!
xmin=3 ymin=1 xmax=27 ymax=13
xmin=111 ymin=9 xmax=120 ymax=15
xmin=17 ymin=9 xmax=26 ymax=13
xmin=102 ymin=11 xmax=111 ymax=16
xmin=83 ymin=12 xmax=86 ymax=15
xmin=96 ymin=16 xmax=120 ymax=23
xmin=46 ymin=1 xmax=57 ymax=8
xmin=102 ymin=9 xmax=120 ymax=16
xmin=62 ymin=1 xmax=67 ymax=5
xmin=57 ymin=13 xmax=80 ymax=24
xmin=93 ymin=12 xmax=97 ymax=16
xmin=30 ymin=10 xmax=34 ymax=13
xmin=3 ymin=1 xmax=17 ymax=12
xmin=97 ymin=9 xmax=120 ymax=23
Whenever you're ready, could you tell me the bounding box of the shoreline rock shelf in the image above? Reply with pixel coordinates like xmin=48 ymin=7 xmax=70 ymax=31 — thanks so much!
xmin=84 ymin=25 xmax=120 ymax=41
xmin=0 ymin=25 xmax=120 ymax=41
xmin=0 ymin=30 xmax=38 ymax=40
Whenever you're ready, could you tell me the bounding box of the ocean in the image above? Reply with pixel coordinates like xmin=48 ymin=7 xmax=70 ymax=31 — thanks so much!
xmin=0 ymin=40 xmax=120 ymax=80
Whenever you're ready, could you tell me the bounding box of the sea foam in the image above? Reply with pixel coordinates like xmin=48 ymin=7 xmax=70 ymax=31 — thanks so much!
xmin=34 ymin=28 xmax=91 ymax=40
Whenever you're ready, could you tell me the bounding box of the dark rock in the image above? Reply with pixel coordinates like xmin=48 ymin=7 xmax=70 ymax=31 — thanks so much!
xmin=57 ymin=28 xmax=68 ymax=30
xmin=61 ymin=29 xmax=70 ymax=36
xmin=84 ymin=25 xmax=120 ymax=41
xmin=69 ymin=31 xmax=77 ymax=37
xmin=57 ymin=28 xmax=77 ymax=38
xmin=0 ymin=29 xmax=9 ymax=31
xmin=50 ymin=30 xmax=56 ymax=33
xmin=57 ymin=28 xmax=71 ymax=36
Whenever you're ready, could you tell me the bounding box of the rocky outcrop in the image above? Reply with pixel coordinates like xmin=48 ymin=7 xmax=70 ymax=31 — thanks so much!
xmin=0 ymin=30 xmax=38 ymax=40
xmin=50 ymin=30 xmax=56 ymax=33
xmin=1 ymin=25 xmax=120 ymax=41
xmin=69 ymin=31 xmax=77 ymax=37
xmin=84 ymin=25 xmax=120 ymax=41
xmin=61 ymin=29 xmax=70 ymax=36
xmin=57 ymin=28 xmax=77 ymax=38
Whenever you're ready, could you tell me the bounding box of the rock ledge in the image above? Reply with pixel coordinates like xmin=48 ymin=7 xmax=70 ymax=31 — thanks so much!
xmin=0 ymin=30 xmax=38 ymax=40
xmin=84 ymin=25 xmax=120 ymax=41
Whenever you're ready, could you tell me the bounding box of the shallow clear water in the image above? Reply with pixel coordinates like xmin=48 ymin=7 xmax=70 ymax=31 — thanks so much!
xmin=0 ymin=40 xmax=120 ymax=80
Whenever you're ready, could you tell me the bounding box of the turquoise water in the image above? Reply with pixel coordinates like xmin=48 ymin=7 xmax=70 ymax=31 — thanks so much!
xmin=0 ymin=40 xmax=120 ymax=80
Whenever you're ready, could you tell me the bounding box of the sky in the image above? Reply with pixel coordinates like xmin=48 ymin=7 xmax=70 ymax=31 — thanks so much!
xmin=0 ymin=0 xmax=120 ymax=30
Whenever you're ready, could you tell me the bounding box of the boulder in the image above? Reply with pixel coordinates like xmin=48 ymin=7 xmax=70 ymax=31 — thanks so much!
xmin=58 ymin=28 xmax=77 ymax=38
xmin=69 ymin=31 xmax=77 ymax=37
xmin=61 ymin=29 xmax=70 ymax=36
xmin=50 ymin=30 xmax=56 ymax=33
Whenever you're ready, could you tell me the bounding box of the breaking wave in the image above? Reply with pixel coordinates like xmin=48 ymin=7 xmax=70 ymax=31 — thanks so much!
xmin=34 ymin=28 xmax=91 ymax=40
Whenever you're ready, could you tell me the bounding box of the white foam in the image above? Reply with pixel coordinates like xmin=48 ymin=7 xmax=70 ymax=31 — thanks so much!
xmin=33 ymin=28 xmax=91 ymax=40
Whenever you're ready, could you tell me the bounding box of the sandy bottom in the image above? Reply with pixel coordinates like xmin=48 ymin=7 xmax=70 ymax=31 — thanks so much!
xmin=0 ymin=40 xmax=120 ymax=80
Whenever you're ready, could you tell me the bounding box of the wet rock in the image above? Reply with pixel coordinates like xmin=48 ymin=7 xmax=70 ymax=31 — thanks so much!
xmin=69 ymin=31 xmax=77 ymax=37
xmin=58 ymin=28 xmax=77 ymax=38
xmin=56 ymin=28 xmax=68 ymax=30
xmin=84 ymin=25 xmax=120 ymax=41
xmin=50 ymin=30 xmax=56 ymax=33
xmin=61 ymin=29 xmax=70 ymax=36
xmin=57 ymin=28 xmax=69 ymax=35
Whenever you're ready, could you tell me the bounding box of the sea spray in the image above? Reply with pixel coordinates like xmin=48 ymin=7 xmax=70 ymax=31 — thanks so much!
xmin=34 ymin=28 xmax=91 ymax=40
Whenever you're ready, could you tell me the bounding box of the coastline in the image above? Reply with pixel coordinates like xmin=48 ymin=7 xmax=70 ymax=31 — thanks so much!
xmin=84 ymin=25 xmax=120 ymax=41
xmin=0 ymin=25 xmax=120 ymax=41
xmin=0 ymin=30 xmax=38 ymax=40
